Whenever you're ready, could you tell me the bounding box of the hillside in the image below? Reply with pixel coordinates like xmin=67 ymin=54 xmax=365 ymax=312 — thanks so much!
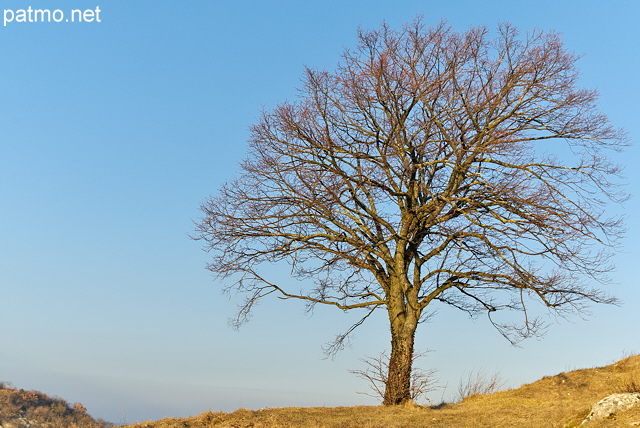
xmin=122 ymin=354 xmax=640 ymax=428
xmin=0 ymin=382 xmax=113 ymax=428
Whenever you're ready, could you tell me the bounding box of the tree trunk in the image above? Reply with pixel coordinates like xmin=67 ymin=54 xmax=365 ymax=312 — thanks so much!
xmin=383 ymin=310 xmax=418 ymax=405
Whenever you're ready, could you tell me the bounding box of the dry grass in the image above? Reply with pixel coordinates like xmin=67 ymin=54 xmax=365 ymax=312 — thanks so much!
xmin=123 ymin=354 xmax=640 ymax=428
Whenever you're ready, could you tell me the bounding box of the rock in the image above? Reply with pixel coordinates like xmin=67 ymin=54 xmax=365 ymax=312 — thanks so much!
xmin=582 ymin=393 xmax=640 ymax=424
xmin=0 ymin=418 xmax=32 ymax=428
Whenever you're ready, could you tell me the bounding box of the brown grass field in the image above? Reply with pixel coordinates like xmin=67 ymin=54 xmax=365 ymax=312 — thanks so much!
xmin=123 ymin=354 xmax=640 ymax=428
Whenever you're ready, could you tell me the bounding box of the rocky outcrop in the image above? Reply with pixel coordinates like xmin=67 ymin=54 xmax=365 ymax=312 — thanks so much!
xmin=0 ymin=418 xmax=35 ymax=428
xmin=582 ymin=393 xmax=640 ymax=424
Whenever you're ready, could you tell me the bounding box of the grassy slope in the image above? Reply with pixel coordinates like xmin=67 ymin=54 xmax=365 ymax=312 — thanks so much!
xmin=0 ymin=382 xmax=113 ymax=428
xmin=123 ymin=354 xmax=640 ymax=428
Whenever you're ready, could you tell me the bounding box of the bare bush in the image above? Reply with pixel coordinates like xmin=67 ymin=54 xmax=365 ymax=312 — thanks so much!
xmin=351 ymin=350 xmax=439 ymax=405
xmin=457 ymin=369 xmax=506 ymax=401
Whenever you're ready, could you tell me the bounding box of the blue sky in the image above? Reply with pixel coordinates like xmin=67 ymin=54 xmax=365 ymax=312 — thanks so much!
xmin=1 ymin=0 xmax=638 ymax=424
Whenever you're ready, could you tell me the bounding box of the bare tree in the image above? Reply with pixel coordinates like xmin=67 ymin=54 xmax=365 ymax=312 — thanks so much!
xmin=195 ymin=18 xmax=626 ymax=405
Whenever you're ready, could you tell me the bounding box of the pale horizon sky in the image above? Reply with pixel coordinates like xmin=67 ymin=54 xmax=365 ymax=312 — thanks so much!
xmin=1 ymin=0 xmax=639 ymax=424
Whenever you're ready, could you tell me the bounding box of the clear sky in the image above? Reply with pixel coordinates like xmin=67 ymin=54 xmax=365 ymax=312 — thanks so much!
xmin=1 ymin=0 xmax=638 ymax=424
